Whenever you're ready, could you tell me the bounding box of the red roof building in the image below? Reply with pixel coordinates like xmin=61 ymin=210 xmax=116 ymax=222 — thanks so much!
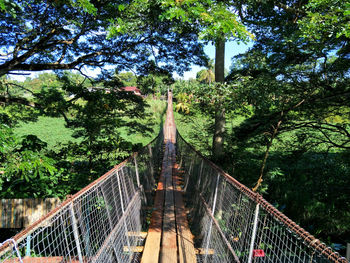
xmin=120 ymin=86 xmax=142 ymax=96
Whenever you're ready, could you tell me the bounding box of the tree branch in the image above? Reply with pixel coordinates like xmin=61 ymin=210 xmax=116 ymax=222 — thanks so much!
xmin=0 ymin=96 xmax=36 ymax=107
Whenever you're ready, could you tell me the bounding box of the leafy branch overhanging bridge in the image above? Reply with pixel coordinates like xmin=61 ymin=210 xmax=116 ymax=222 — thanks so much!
xmin=0 ymin=91 xmax=348 ymax=263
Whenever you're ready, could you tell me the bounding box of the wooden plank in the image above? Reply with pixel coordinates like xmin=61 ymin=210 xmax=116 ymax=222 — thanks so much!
xmin=2 ymin=199 xmax=7 ymax=228
xmin=0 ymin=199 xmax=3 ymax=228
xmin=27 ymin=199 xmax=33 ymax=226
xmin=160 ymin=144 xmax=177 ymax=263
xmin=5 ymin=199 xmax=10 ymax=228
xmin=195 ymin=248 xmax=215 ymax=255
xmin=38 ymin=198 xmax=43 ymax=223
xmin=143 ymin=92 xmax=191 ymax=263
xmin=0 ymin=198 xmax=60 ymax=228
xmin=127 ymin=231 xmax=147 ymax=239
xmin=32 ymin=198 xmax=43 ymax=224
xmin=173 ymin=164 xmax=197 ymax=263
xmin=10 ymin=199 xmax=15 ymax=228
xmin=14 ymin=199 xmax=23 ymax=228
xmin=141 ymin=153 xmax=166 ymax=263
xmin=23 ymin=198 xmax=31 ymax=227
xmin=47 ymin=198 xmax=53 ymax=214
xmin=13 ymin=199 xmax=18 ymax=228
xmin=123 ymin=246 xmax=144 ymax=253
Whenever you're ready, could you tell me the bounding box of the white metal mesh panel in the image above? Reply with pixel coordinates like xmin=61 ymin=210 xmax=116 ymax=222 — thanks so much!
xmin=176 ymin=132 xmax=347 ymax=263
xmin=0 ymin=131 xmax=163 ymax=263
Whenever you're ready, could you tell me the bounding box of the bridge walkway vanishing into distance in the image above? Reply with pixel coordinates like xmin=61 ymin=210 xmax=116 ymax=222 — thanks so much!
xmin=0 ymin=91 xmax=348 ymax=263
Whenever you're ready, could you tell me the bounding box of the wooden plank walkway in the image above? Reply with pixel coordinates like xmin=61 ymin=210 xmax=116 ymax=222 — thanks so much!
xmin=141 ymin=91 xmax=197 ymax=263
xmin=0 ymin=198 xmax=60 ymax=228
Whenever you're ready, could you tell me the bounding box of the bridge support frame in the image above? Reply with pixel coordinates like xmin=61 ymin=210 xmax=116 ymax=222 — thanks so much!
xmin=69 ymin=203 xmax=84 ymax=263
xmin=204 ymin=174 xmax=220 ymax=263
xmin=248 ymin=204 xmax=260 ymax=263
xmin=134 ymin=156 xmax=140 ymax=188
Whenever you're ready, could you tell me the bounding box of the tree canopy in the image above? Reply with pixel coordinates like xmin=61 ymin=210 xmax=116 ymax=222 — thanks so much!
xmin=1 ymin=0 xmax=209 ymax=200
xmin=227 ymin=0 xmax=350 ymax=150
xmin=0 ymin=0 xmax=207 ymax=78
xmin=1 ymin=0 xmax=350 ymax=250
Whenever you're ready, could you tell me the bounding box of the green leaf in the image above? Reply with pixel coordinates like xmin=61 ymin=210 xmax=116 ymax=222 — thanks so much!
xmin=0 ymin=0 xmax=5 ymax=11
xmin=118 ymin=4 xmax=125 ymax=11
xmin=76 ymin=0 xmax=97 ymax=15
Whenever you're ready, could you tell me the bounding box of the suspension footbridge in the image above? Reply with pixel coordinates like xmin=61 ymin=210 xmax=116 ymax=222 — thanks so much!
xmin=0 ymin=91 xmax=348 ymax=263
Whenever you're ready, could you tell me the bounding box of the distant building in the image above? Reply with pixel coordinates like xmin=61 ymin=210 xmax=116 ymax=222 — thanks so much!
xmin=87 ymin=87 xmax=111 ymax=93
xmin=120 ymin=86 xmax=142 ymax=96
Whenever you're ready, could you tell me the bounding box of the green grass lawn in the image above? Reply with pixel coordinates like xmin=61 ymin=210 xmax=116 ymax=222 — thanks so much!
xmin=14 ymin=99 xmax=166 ymax=150
xmin=15 ymin=116 xmax=78 ymax=150
xmin=118 ymin=98 xmax=166 ymax=145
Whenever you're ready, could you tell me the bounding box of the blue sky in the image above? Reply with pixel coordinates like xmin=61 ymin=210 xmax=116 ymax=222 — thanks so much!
xmin=11 ymin=40 xmax=252 ymax=82
xmin=175 ymin=40 xmax=253 ymax=80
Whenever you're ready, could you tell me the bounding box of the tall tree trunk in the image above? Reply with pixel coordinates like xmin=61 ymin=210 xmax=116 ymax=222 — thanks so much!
xmin=212 ymin=38 xmax=226 ymax=161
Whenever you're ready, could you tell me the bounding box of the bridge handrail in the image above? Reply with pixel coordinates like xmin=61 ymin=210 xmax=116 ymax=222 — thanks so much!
xmin=176 ymin=131 xmax=348 ymax=263
xmin=0 ymin=130 xmax=164 ymax=262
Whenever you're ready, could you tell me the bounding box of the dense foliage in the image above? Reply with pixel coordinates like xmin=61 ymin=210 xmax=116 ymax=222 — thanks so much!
xmin=0 ymin=72 xmax=166 ymax=199
xmin=0 ymin=0 xmax=207 ymax=77
xmin=0 ymin=0 xmax=209 ymax=199
xmin=1 ymin=0 xmax=349 ymax=254
xmin=171 ymin=0 xmax=350 ymax=251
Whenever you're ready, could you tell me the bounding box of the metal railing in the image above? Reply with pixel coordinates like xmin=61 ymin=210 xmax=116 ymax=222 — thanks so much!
xmin=0 ymin=131 xmax=163 ymax=263
xmin=176 ymin=132 xmax=348 ymax=263
xmin=1 ymin=106 xmax=348 ymax=263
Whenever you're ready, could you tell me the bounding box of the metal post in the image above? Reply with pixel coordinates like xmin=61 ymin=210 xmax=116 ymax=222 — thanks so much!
xmin=211 ymin=174 xmax=220 ymax=215
xmin=69 ymin=203 xmax=84 ymax=263
xmin=184 ymin=157 xmax=194 ymax=191
xmin=116 ymin=171 xmax=125 ymax=214
xmin=189 ymin=158 xmax=194 ymax=177
xmin=134 ymin=156 xmax=140 ymax=188
xmin=116 ymin=171 xmax=132 ymax=261
xmin=110 ymin=173 xmax=119 ymax=218
xmin=2 ymin=239 xmax=23 ymax=263
xmin=248 ymin=204 xmax=260 ymax=263
xmin=101 ymin=187 xmax=113 ymax=227
xmin=61 ymin=217 xmax=73 ymax=262
xmin=346 ymin=243 xmax=350 ymax=261
xmin=196 ymin=159 xmax=204 ymax=191
xmin=147 ymin=144 xmax=155 ymax=184
xmin=83 ymin=205 xmax=91 ymax=257
xmin=100 ymin=186 xmax=119 ymax=261
xmin=25 ymin=234 xmax=31 ymax=257
xmin=73 ymin=201 xmax=91 ymax=257
xmin=204 ymin=174 xmax=220 ymax=262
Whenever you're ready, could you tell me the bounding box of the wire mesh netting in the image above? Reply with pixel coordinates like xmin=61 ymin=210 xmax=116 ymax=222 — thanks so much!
xmin=1 ymin=122 xmax=348 ymax=263
xmin=176 ymin=132 xmax=348 ymax=263
xmin=0 ymin=131 xmax=163 ymax=263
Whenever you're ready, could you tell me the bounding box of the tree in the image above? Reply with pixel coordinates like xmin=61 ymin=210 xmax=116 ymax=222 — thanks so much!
xmin=1 ymin=0 xmax=214 ymax=199
xmin=0 ymin=0 xmax=210 ymax=125
xmin=160 ymin=0 xmax=253 ymax=160
xmin=196 ymin=59 xmax=215 ymax=84
xmin=0 ymin=0 xmax=207 ymax=78
xmin=137 ymin=63 xmax=174 ymax=95
xmin=212 ymin=37 xmax=226 ymax=160
xmin=0 ymin=70 xmax=157 ymax=198
xmin=116 ymin=72 xmax=137 ymax=87
xmin=0 ymin=123 xmax=63 ymax=198
xmin=224 ymin=0 xmax=350 ymax=244
xmin=228 ymin=0 xmax=350 ymax=158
